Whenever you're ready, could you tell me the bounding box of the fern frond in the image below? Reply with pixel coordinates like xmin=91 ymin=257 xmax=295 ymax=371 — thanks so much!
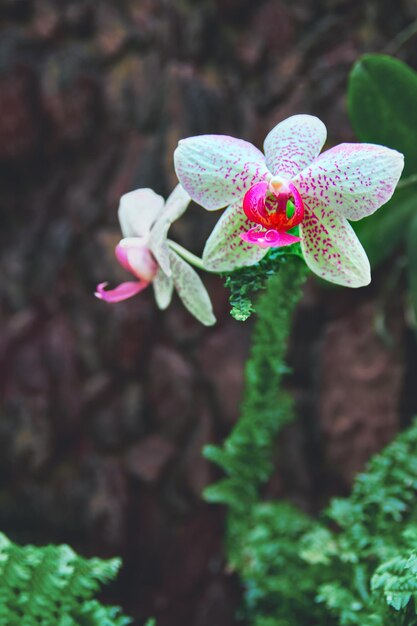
xmin=0 ymin=533 xmax=131 ymax=626
xmin=372 ymin=549 xmax=417 ymax=611
xmin=312 ymin=419 xmax=417 ymax=626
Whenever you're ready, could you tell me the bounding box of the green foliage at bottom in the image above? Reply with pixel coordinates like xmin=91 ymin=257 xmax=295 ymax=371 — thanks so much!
xmin=238 ymin=502 xmax=329 ymax=626
xmin=306 ymin=420 xmax=417 ymax=626
xmin=0 ymin=533 xmax=131 ymax=626
xmin=205 ymin=254 xmax=417 ymax=626
xmin=238 ymin=420 xmax=417 ymax=626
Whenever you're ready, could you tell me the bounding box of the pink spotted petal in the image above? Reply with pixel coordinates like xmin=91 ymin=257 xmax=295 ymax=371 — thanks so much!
xmin=169 ymin=250 xmax=216 ymax=326
xmin=295 ymin=143 xmax=404 ymax=221
xmin=153 ymin=268 xmax=174 ymax=309
xmin=264 ymin=115 xmax=327 ymax=179
xmin=203 ymin=201 xmax=268 ymax=272
xmin=241 ymin=228 xmax=300 ymax=249
xmin=174 ymin=135 xmax=270 ymax=210
xmin=300 ymin=196 xmax=371 ymax=288
xmin=95 ymin=280 xmax=148 ymax=303
xmin=118 ymin=188 xmax=165 ymax=238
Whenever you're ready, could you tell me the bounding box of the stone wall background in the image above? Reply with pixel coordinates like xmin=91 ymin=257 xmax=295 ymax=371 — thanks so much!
xmin=1 ymin=1 xmax=417 ymax=624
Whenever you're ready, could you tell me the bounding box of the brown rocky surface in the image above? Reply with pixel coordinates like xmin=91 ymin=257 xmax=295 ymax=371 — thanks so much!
xmin=1 ymin=1 xmax=417 ymax=624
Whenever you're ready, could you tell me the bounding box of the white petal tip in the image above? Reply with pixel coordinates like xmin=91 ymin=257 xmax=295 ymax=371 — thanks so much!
xmin=202 ymin=314 xmax=216 ymax=326
xmin=155 ymin=300 xmax=169 ymax=311
xmin=357 ymin=274 xmax=371 ymax=288
xmin=340 ymin=270 xmax=371 ymax=289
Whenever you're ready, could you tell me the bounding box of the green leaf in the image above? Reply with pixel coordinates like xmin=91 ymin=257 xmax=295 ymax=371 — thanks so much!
xmin=407 ymin=212 xmax=417 ymax=327
xmin=353 ymin=177 xmax=417 ymax=266
xmin=349 ymin=54 xmax=417 ymax=178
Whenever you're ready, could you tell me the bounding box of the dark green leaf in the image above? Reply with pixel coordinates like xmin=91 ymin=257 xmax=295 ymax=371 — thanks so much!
xmin=348 ymin=54 xmax=417 ymax=178
xmin=354 ymin=178 xmax=417 ymax=266
xmin=407 ymin=212 xmax=417 ymax=327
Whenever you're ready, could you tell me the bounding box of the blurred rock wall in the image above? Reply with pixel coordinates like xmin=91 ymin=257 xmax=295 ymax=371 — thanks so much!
xmin=1 ymin=1 xmax=417 ymax=624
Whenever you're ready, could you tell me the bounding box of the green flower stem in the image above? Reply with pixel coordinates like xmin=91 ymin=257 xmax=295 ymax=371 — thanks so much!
xmin=167 ymin=239 xmax=210 ymax=272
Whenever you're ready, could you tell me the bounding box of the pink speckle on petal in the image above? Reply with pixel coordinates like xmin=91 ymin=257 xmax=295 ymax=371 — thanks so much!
xmin=299 ymin=195 xmax=370 ymax=287
xmin=264 ymin=114 xmax=327 ymax=178
xmin=174 ymin=134 xmax=270 ymax=211
xmin=295 ymin=143 xmax=404 ymax=221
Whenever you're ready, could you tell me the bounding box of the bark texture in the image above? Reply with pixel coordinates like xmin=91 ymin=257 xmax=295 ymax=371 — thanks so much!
xmin=1 ymin=1 xmax=417 ymax=624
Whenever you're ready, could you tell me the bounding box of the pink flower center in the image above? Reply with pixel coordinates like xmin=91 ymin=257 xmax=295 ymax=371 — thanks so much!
xmin=242 ymin=180 xmax=304 ymax=232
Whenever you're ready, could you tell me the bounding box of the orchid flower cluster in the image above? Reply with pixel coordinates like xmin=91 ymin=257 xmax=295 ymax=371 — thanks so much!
xmin=96 ymin=115 xmax=404 ymax=325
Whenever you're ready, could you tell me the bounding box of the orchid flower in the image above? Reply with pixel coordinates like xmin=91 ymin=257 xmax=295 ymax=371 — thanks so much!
xmin=174 ymin=115 xmax=404 ymax=287
xmin=95 ymin=185 xmax=216 ymax=326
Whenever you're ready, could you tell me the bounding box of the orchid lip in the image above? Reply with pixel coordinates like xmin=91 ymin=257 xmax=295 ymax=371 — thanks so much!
xmin=240 ymin=227 xmax=300 ymax=249
xmin=265 ymin=229 xmax=280 ymax=243
xmin=243 ymin=180 xmax=305 ymax=234
xmin=95 ymin=280 xmax=149 ymax=303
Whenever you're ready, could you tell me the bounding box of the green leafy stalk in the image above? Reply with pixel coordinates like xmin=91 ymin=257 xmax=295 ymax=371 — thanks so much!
xmin=204 ymin=255 xmax=308 ymax=563
xmin=222 ymin=244 xmax=303 ymax=321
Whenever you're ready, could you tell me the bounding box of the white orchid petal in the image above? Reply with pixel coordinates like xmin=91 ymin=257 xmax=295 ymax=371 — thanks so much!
xmin=169 ymin=250 xmax=216 ymax=326
xmin=264 ymin=115 xmax=327 ymax=179
xmin=148 ymin=227 xmax=171 ymax=276
xmin=163 ymin=184 xmax=191 ymax=222
xmin=153 ymin=269 xmax=174 ymax=309
xmin=300 ymin=197 xmax=371 ymax=288
xmin=203 ymin=201 xmax=268 ymax=272
xmin=174 ymin=135 xmax=270 ymax=211
xmin=118 ymin=188 xmax=165 ymax=238
xmin=295 ymin=143 xmax=404 ymax=221
xmin=148 ymin=185 xmax=191 ymax=275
